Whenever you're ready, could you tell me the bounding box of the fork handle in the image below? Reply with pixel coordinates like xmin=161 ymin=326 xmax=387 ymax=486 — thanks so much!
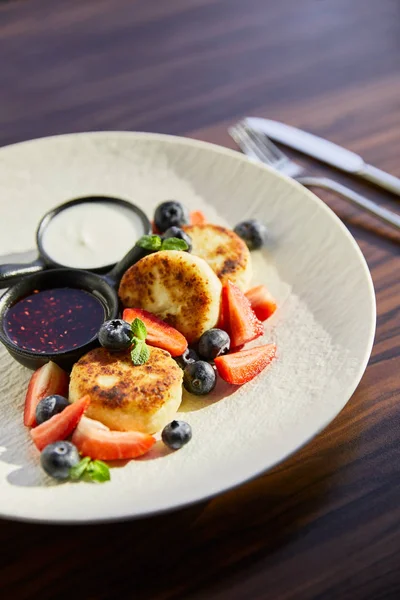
xmin=358 ymin=164 xmax=400 ymax=197
xmin=296 ymin=176 xmax=400 ymax=231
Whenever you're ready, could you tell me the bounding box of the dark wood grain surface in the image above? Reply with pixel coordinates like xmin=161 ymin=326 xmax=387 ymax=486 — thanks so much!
xmin=1 ymin=0 xmax=399 ymax=598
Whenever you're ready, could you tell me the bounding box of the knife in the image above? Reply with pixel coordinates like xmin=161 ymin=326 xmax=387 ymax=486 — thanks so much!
xmin=244 ymin=117 xmax=400 ymax=197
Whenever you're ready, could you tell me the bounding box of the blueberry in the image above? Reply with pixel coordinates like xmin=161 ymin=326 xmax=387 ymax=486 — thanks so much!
xmin=162 ymin=420 xmax=192 ymax=450
xmin=154 ymin=201 xmax=189 ymax=233
xmin=98 ymin=319 xmax=132 ymax=351
xmin=198 ymin=329 xmax=230 ymax=360
xmin=183 ymin=361 xmax=216 ymax=395
xmin=175 ymin=348 xmax=199 ymax=369
xmin=163 ymin=226 xmax=192 ymax=252
xmin=234 ymin=219 xmax=268 ymax=250
xmin=35 ymin=395 xmax=69 ymax=425
xmin=40 ymin=441 xmax=80 ymax=480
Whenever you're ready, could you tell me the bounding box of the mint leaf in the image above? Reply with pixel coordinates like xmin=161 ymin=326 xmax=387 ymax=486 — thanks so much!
xmin=69 ymin=456 xmax=91 ymax=480
xmin=69 ymin=457 xmax=110 ymax=483
xmin=87 ymin=460 xmax=110 ymax=483
xmin=136 ymin=235 xmax=162 ymax=251
xmin=131 ymin=340 xmax=150 ymax=365
xmin=138 ymin=343 xmax=150 ymax=364
xmin=136 ymin=235 xmax=188 ymax=252
xmin=131 ymin=317 xmax=147 ymax=341
xmin=130 ymin=337 xmax=142 ymax=363
xmin=161 ymin=237 xmax=189 ymax=251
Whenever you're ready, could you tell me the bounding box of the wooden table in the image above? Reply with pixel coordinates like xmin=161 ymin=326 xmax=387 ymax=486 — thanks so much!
xmin=1 ymin=1 xmax=399 ymax=598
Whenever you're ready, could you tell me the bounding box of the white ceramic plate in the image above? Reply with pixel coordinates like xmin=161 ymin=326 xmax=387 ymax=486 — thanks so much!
xmin=0 ymin=132 xmax=375 ymax=523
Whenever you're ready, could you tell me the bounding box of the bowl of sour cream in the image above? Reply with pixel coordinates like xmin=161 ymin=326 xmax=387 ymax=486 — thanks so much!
xmin=0 ymin=196 xmax=151 ymax=287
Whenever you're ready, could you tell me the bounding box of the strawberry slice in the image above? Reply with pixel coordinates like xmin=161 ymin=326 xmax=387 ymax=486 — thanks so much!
xmin=224 ymin=281 xmax=264 ymax=347
xmin=24 ymin=361 xmax=69 ymax=427
xmin=151 ymin=220 xmax=161 ymax=234
xmin=72 ymin=416 xmax=155 ymax=460
xmin=217 ymin=284 xmax=230 ymax=332
xmin=190 ymin=210 xmax=207 ymax=225
xmin=31 ymin=395 xmax=90 ymax=451
xmin=214 ymin=344 xmax=276 ymax=385
xmin=123 ymin=307 xmax=188 ymax=357
xmin=245 ymin=285 xmax=277 ymax=321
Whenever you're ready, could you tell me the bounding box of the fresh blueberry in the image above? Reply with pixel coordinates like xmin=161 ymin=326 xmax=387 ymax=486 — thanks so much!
xmin=183 ymin=360 xmax=216 ymax=395
xmin=35 ymin=395 xmax=69 ymax=425
xmin=154 ymin=201 xmax=189 ymax=233
xmin=98 ymin=319 xmax=132 ymax=351
xmin=40 ymin=441 xmax=80 ymax=480
xmin=175 ymin=348 xmax=199 ymax=369
xmin=198 ymin=329 xmax=230 ymax=360
xmin=163 ymin=226 xmax=192 ymax=252
xmin=162 ymin=420 xmax=192 ymax=450
xmin=234 ymin=219 xmax=268 ymax=250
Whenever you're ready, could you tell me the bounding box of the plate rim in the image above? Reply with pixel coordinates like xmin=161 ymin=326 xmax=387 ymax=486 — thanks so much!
xmin=0 ymin=131 xmax=376 ymax=524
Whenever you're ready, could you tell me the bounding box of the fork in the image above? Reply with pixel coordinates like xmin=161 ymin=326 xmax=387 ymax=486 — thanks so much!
xmin=229 ymin=122 xmax=400 ymax=231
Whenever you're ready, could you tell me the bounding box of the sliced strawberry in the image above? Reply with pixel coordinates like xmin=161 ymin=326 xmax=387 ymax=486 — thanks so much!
xmin=245 ymin=285 xmax=277 ymax=321
xmin=217 ymin=284 xmax=230 ymax=332
xmin=224 ymin=281 xmax=263 ymax=347
xmin=123 ymin=307 xmax=188 ymax=357
xmin=72 ymin=416 xmax=155 ymax=460
xmin=190 ymin=210 xmax=207 ymax=225
xmin=24 ymin=361 xmax=69 ymax=427
xmin=31 ymin=395 xmax=90 ymax=451
xmin=151 ymin=220 xmax=161 ymax=234
xmin=214 ymin=344 xmax=276 ymax=385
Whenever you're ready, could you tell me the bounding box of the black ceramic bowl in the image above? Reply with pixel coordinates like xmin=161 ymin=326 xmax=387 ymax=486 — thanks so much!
xmin=0 ymin=195 xmax=152 ymax=288
xmin=0 ymin=197 xmax=150 ymax=370
xmin=0 ymin=269 xmax=119 ymax=371
xmin=36 ymin=195 xmax=151 ymax=274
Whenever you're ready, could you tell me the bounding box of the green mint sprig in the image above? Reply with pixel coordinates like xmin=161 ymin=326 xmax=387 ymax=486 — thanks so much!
xmin=131 ymin=317 xmax=147 ymax=340
xmin=161 ymin=237 xmax=188 ymax=251
xmin=87 ymin=460 xmax=110 ymax=483
xmin=136 ymin=235 xmax=188 ymax=252
xmin=136 ymin=234 xmax=162 ymax=251
xmin=131 ymin=341 xmax=150 ymax=365
xmin=70 ymin=457 xmax=110 ymax=483
xmin=130 ymin=317 xmax=151 ymax=365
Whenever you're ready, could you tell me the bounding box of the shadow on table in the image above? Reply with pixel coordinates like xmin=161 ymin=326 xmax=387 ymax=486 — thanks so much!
xmin=314 ymin=187 xmax=400 ymax=247
xmin=341 ymin=215 xmax=400 ymax=247
xmin=0 ymin=400 xmax=362 ymax=600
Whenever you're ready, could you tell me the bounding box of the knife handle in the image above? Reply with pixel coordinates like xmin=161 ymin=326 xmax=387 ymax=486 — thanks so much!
xmin=358 ymin=164 xmax=400 ymax=197
xmin=296 ymin=176 xmax=400 ymax=231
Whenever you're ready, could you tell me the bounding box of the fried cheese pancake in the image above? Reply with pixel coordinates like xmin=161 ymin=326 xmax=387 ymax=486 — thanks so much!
xmin=118 ymin=250 xmax=222 ymax=344
xmin=69 ymin=346 xmax=183 ymax=434
xmin=183 ymin=223 xmax=252 ymax=290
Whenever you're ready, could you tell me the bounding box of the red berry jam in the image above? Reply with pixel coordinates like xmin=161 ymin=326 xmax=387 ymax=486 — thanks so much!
xmin=4 ymin=288 xmax=105 ymax=354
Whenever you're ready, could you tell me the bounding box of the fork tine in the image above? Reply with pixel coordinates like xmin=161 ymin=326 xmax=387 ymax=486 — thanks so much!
xmin=249 ymin=131 xmax=286 ymax=162
xmin=231 ymin=120 xmax=305 ymax=179
xmin=240 ymin=122 xmax=289 ymax=166
xmin=232 ymin=121 xmax=289 ymax=170
xmin=230 ymin=123 xmax=275 ymax=165
xmin=228 ymin=125 xmax=259 ymax=161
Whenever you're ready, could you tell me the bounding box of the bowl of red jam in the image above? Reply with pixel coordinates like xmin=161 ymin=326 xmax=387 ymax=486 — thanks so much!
xmin=0 ymin=269 xmax=118 ymax=370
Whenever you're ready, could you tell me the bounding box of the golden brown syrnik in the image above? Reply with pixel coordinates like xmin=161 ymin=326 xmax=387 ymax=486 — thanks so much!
xmin=183 ymin=223 xmax=252 ymax=290
xmin=69 ymin=346 xmax=183 ymax=434
xmin=118 ymin=250 xmax=222 ymax=344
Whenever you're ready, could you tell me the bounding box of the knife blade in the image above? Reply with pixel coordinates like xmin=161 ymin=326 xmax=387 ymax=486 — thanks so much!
xmin=244 ymin=117 xmax=400 ymax=196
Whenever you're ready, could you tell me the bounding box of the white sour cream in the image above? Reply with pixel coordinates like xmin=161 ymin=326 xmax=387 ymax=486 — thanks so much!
xmin=42 ymin=202 xmax=145 ymax=269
